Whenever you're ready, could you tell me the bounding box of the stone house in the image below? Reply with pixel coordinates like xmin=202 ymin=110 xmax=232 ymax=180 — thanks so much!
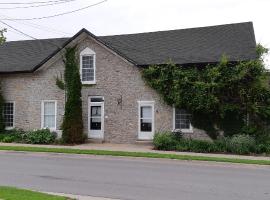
xmin=0 ymin=22 xmax=257 ymax=143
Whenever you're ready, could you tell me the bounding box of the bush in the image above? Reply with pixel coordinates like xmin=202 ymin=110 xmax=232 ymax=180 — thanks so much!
xmin=153 ymin=131 xmax=268 ymax=155
xmin=186 ymin=139 xmax=214 ymax=153
xmin=22 ymin=129 xmax=56 ymax=144
xmin=153 ymin=132 xmax=179 ymax=150
xmin=0 ymin=129 xmax=24 ymax=143
xmin=255 ymin=144 xmax=270 ymax=154
xmin=227 ymin=134 xmax=256 ymax=155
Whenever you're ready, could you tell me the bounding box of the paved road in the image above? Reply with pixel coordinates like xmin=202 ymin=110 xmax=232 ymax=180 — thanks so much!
xmin=0 ymin=151 xmax=269 ymax=200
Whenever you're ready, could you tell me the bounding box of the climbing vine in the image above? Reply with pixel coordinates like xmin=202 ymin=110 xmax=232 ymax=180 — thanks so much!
xmin=62 ymin=47 xmax=85 ymax=144
xmin=0 ymin=29 xmax=6 ymax=131
xmin=142 ymin=44 xmax=270 ymax=138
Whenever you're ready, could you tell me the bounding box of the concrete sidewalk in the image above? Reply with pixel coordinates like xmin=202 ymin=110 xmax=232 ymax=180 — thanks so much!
xmin=0 ymin=142 xmax=269 ymax=161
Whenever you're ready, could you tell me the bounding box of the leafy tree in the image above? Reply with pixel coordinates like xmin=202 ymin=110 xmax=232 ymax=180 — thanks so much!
xmin=0 ymin=29 xmax=6 ymax=131
xmin=142 ymin=44 xmax=269 ymax=138
xmin=62 ymin=47 xmax=85 ymax=144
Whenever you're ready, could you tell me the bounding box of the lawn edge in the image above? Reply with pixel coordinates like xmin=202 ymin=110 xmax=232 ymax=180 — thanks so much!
xmin=0 ymin=145 xmax=269 ymax=166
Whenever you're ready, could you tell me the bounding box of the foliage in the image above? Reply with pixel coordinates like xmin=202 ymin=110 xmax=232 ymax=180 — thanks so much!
xmin=153 ymin=132 xmax=179 ymax=150
xmin=55 ymin=74 xmax=65 ymax=90
xmin=0 ymin=28 xmax=6 ymax=45
xmin=0 ymin=91 xmax=5 ymax=132
xmin=0 ymin=129 xmax=56 ymax=144
xmin=0 ymin=129 xmax=24 ymax=143
xmin=62 ymin=47 xmax=85 ymax=144
xmin=142 ymin=45 xmax=270 ymax=138
xmin=227 ymin=134 xmax=256 ymax=154
xmin=153 ymin=131 xmax=269 ymax=155
xmin=22 ymin=129 xmax=56 ymax=144
xmin=0 ymin=29 xmax=6 ymax=132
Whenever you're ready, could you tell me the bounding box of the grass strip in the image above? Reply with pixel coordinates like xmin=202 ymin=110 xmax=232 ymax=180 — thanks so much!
xmin=0 ymin=186 xmax=70 ymax=200
xmin=0 ymin=145 xmax=269 ymax=165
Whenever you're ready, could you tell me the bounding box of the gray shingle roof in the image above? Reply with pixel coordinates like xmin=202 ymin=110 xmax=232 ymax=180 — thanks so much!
xmin=0 ymin=22 xmax=257 ymax=73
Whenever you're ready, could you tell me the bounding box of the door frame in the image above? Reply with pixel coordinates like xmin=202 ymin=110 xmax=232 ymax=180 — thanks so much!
xmin=138 ymin=101 xmax=155 ymax=140
xmin=88 ymin=96 xmax=104 ymax=139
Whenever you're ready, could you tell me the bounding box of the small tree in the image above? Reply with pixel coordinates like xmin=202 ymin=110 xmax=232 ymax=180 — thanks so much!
xmin=62 ymin=47 xmax=85 ymax=144
xmin=0 ymin=29 xmax=6 ymax=131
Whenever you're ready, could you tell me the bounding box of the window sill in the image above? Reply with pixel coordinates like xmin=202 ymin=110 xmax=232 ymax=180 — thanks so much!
xmin=173 ymin=129 xmax=193 ymax=133
xmin=82 ymin=81 xmax=96 ymax=85
xmin=5 ymin=127 xmax=14 ymax=131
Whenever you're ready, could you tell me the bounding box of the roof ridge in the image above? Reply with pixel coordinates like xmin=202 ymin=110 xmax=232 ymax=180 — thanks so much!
xmin=99 ymin=21 xmax=253 ymax=38
xmin=5 ymin=37 xmax=69 ymax=44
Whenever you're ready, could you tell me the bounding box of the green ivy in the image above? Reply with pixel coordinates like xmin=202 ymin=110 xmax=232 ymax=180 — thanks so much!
xmin=62 ymin=47 xmax=85 ymax=144
xmin=142 ymin=45 xmax=270 ymax=138
xmin=0 ymin=29 xmax=6 ymax=131
xmin=55 ymin=74 xmax=65 ymax=90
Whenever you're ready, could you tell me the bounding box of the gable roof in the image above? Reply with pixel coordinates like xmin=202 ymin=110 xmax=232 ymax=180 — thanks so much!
xmin=0 ymin=22 xmax=257 ymax=73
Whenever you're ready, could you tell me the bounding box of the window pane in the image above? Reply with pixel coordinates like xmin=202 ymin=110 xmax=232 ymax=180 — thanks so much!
xmin=90 ymin=105 xmax=102 ymax=130
xmin=175 ymin=109 xmax=191 ymax=129
xmin=91 ymin=106 xmax=101 ymax=117
xmin=44 ymin=102 xmax=55 ymax=115
xmin=82 ymin=55 xmax=95 ymax=82
xmin=141 ymin=106 xmax=152 ymax=118
xmin=141 ymin=119 xmax=152 ymax=132
xmin=44 ymin=115 xmax=55 ymax=128
xmin=3 ymin=102 xmax=14 ymax=128
xmin=140 ymin=105 xmax=153 ymax=132
xmin=43 ymin=101 xmax=56 ymax=129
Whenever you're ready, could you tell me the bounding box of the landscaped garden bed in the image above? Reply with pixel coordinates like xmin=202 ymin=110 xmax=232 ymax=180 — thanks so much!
xmin=0 ymin=129 xmax=57 ymax=145
xmin=153 ymin=131 xmax=270 ymax=155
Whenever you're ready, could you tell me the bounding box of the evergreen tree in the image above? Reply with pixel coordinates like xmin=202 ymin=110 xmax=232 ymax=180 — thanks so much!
xmin=62 ymin=47 xmax=85 ymax=144
xmin=0 ymin=29 xmax=6 ymax=132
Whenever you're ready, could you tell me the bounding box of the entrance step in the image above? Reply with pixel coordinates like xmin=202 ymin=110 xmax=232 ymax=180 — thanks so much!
xmin=87 ymin=138 xmax=104 ymax=144
xmin=135 ymin=140 xmax=153 ymax=146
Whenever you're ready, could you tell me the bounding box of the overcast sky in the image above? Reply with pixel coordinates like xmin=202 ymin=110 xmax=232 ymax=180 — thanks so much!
xmin=0 ymin=0 xmax=269 ymax=66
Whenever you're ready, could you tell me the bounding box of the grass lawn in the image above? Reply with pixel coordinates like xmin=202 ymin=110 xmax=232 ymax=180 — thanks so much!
xmin=0 ymin=145 xmax=270 ymax=166
xmin=0 ymin=186 xmax=71 ymax=200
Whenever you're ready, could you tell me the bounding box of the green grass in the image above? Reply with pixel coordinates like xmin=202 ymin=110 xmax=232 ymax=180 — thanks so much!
xmin=0 ymin=186 xmax=70 ymax=200
xmin=0 ymin=145 xmax=269 ymax=166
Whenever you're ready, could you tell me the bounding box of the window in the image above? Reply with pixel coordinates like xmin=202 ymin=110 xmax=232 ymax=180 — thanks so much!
xmin=3 ymin=102 xmax=15 ymax=129
xmin=41 ymin=101 xmax=57 ymax=130
xmin=80 ymin=48 xmax=96 ymax=84
xmin=174 ymin=108 xmax=192 ymax=132
xmin=139 ymin=102 xmax=154 ymax=133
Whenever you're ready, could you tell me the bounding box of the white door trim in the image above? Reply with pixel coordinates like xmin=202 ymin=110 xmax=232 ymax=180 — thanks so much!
xmin=88 ymin=97 xmax=104 ymax=139
xmin=138 ymin=101 xmax=155 ymax=140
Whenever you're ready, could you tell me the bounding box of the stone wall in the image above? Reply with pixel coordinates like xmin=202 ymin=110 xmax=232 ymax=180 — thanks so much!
xmin=0 ymin=35 xmax=210 ymax=143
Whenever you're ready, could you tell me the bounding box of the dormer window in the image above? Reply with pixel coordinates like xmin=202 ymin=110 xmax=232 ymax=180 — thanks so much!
xmin=80 ymin=47 xmax=96 ymax=84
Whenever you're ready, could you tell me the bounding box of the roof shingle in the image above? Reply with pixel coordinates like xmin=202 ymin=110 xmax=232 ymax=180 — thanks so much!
xmin=0 ymin=22 xmax=257 ymax=73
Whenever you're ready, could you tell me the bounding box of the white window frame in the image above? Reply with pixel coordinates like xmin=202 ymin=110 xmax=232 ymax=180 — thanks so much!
xmin=138 ymin=101 xmax=155 ymax=139
xmin=80 ymin=47 xmax=96 ymax=85
xmin=3 ymin=101 xmax=15 ymax=130
xmin=41 ymin=100 xmax=57 ymax=131
xmin=173 ymin=107 xmax=193 ymax=133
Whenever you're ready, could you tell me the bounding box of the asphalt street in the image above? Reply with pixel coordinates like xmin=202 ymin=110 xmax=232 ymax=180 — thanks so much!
xmin=0 ymin=151 xmax=269 ymax=200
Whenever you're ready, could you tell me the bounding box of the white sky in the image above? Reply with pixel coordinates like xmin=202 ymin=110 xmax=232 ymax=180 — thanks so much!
xmin=0 ymin=0 xmax=269 ymax=66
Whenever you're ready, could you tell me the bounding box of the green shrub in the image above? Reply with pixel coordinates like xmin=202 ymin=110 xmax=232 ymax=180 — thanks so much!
xmin=0 ymin=129 xmax=24 ymax=143
xmin=227 ymin=134 xmax=256 ymax=155
xmin=23 ymin=129 xmax=56 ymax=144
xmin=187 ymin=139 xmax=214 ymax=153
xmin=153 ymin=132 xmax=179 ymax=150
xmin=255 ymin=144 xmax=270 ymax=154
